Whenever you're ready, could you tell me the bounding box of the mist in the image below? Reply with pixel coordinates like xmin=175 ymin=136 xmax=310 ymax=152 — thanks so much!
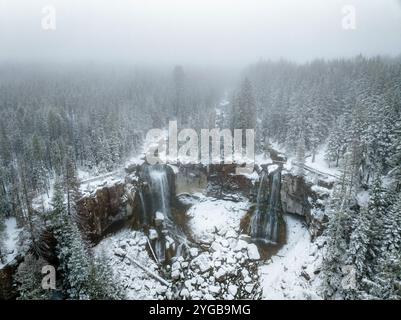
xmin=1 ymin=0 xmax=401 ymax=67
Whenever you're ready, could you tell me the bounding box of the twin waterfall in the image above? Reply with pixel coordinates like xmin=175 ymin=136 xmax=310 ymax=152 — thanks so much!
xmin=136 ymin=163 xmax=283 ymax=264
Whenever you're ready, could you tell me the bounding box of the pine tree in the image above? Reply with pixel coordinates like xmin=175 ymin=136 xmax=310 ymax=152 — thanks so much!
xmin=87 ymin=251 xmax=125 ymax=300
xmin=14 ymin=254 xmax=51 ymax=300
xmin=322 ymin=150 xmax=357 ymax=299
xmin=366 ymin=174 xmax=389 ymax=274
xmin=47 ymin=176 xmax=65 ymax=227
xmin=388 ymin=119 xmax=401 ymax=190
xmin=347 ymin=208 xmax=371 ymax=283
xmin=56 ymin=216 xmax=91 ymax=299
xmin=381 ymin=193 xmax=401 ymax=264
xmin=325 ymin=116 xmax=348 ymax=167
xmin=232 ymin=78 xmax=257 ymax=134
xmin=295 ymin=131 xmax=306 ymax=177
xmin=64 ymin=148 xmax=81 ymax=217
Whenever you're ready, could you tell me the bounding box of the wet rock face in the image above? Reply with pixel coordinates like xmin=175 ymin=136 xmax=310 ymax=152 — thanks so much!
xmin=280 ymin=174 xmax=331 ymax=238
xmin=77 ymin=182 xmax=128 ymax=242
xmin=206 ymin=164 xmax=255 ymax=200
xmin=281 ymin=174 xmax=311 ymax=217
xmin=175 ymin=164 xmax=207 ymax=195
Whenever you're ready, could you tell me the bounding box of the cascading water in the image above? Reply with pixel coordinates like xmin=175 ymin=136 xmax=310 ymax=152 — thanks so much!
xmin=138 ymin=190 xmax=148 ymax=224
xmin=251 ymin=168 xmax=282 ymax=243
xmin=155 ymin=238 xmax=166 ymax=263
xmin=149 ymin=167 xmax=171 ymax=220
xmin=266 ymin=170 xmax=281 ymax=242
xmin=140 ymin=165 xmax=189 ymax=263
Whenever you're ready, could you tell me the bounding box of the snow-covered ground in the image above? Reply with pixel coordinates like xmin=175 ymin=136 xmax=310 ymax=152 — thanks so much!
xmin=94 ymin=229 xmax=163 ymax=299
xmin=259 ymin=214 xmax=323 ymax=300
xmin=0 ymin=217 xmax=22 ymax=268
xmin=186 ymin=195 xmax=250 ymax=243
xmin=79 ymin=169 xmax=124 ymax=197
xmin=304 ymin=146 xmax=340 ymax=178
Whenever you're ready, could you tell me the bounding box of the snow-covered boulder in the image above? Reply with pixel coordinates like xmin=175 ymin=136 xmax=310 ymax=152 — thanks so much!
xmin=191 ymin=253 xmax=212 ymax=273
xmin=189 ymin=247 xmax=199 ymax=258
xmin=148 ymin=229 xmax=158 ymax=240
xmin=247 ymin=244 xmax=260 ymax=260
xmin=154 ymin=211 xmax=165 ymax=226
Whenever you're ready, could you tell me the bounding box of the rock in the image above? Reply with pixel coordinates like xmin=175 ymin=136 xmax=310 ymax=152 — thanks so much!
xmin=212 ymin=251 xmax=221 ymax=260
xmin=171 ymin=270 xmax=180 ymax=280
xmin=241 ymin=269 xmax=249 ymax=278
xmin=138 ymin=237 xmax=147 ymax=246
xmin=239 ymin=234 xmax=252 ymax=243
xmin=191 ymin=253 xmax=212 ymax=273
xmin=244 ymin=284 xmax=254 ymax=294
xmin=204 ymin=294 xmax=215 ymax=300
xmin=225 ymin=229 xmax=237 ymax=239
xmin=211 ymin=242 xmax=223 ymax=252
xmin=149 ymin=229 xmax=158 ymax=240
xmin=180 ymin=288 xmax=190 ymax=298
xmin=114 ymin=248 xmax=126 ymax=258
xmin=226 ymin=255 xmax=236 ymax=264
xmin=217 ymin=227 xmax=227 ymax=236
xmin=156 ymin=285 xmax=167 ymax=294
xmin=214 ymin=260 xmax=222 ymax=268
xmin=172 ymin=261 xmax=181 ymax=272
xmin=301 ymin=270 xmax=311 ymax=281
xmin=209 ymin=285 xmax=221 ymax=295
xmin=228 ymin=285 xmax=238 ymax=296
xmin=214 ymin=268 xmax=226 ymax=281
xmin=235 ymin=252 xmax=243 ymax=260
xmin=247 ymin=244 xmax=260 ymax=260
xmin=234 ymin=240 xmax=248 ymax=252
xmin=220 ymin=239 xmax=229 ymax=248
xmin=154 ymin=211 xmax=165 ymax=226
xmin=189 ymin=248 xmax=199 ymax=258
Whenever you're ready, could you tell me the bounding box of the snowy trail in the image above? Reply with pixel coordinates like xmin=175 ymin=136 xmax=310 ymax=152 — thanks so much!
xmin=259 ymin=214 xmax=322 ymax=300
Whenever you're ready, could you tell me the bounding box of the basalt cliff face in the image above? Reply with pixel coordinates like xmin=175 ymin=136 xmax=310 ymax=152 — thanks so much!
xmin=76 ymin=160 xmax=331 ymax=252
xmin=77 ymin=182 xmax=128 ymax=242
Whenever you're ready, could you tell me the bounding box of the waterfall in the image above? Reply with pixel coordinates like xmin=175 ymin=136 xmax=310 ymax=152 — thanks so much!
xmin=148 ymin=166 xmax=171 ymax=220
xmin=155 ymin=239 xmax=166 ymax=263
xmin=266 ymin=170 xmax=281 ymax=242
xmin=141 ymin=165 xmax=189 ymax=263
xmin=138 ymin=190 xmax=148 ymax=224
xmin=251 ymin=168 xmax=281 ymax=243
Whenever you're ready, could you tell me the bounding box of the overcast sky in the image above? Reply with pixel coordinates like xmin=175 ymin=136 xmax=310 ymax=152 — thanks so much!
xmin=0 ymin=0 xmax=400 ymax=66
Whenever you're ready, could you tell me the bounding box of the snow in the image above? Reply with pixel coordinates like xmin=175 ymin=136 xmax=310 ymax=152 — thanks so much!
xmin=0 ymin=217 xmax=22 ymax=268
xmin=357 ymin=190 xmax=370 ymax=208
xmin=255 ymin=153 xmax=273 ymax=166
xmin=94 ymin=229 xmax=163 ymax=300
xmin=304 ymin=147 xmax=340 ymax=178
xmin=79 ymin=171 xmax=123 ymax=196
xmin=246 ymin=243 xmax=261 ymax=260
xmin=186 ymin=196 xmax=250 ymax=243
xmin=259 ymin=214 xmax=323 ymax=300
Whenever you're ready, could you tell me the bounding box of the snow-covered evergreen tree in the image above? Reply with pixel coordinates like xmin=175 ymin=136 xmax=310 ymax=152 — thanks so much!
xmin=14 ymin=254 xmax=51 ymax=300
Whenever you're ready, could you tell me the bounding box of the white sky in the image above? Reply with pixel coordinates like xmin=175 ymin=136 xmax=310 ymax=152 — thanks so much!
xmin=0 ymin=0 xmax=400 ymax=66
